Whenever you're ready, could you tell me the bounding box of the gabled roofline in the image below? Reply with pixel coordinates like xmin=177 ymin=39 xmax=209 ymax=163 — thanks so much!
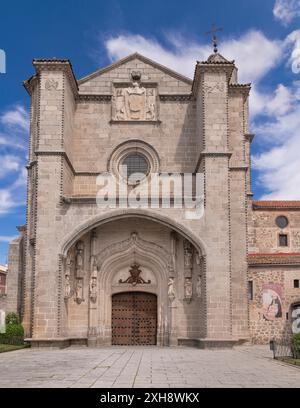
xmin=78 ymin=52 xmax=193 ymax=86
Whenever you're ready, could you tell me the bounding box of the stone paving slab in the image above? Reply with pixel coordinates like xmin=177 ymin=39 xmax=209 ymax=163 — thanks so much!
xmin=0 ymin=345 xmax=299 ymax=388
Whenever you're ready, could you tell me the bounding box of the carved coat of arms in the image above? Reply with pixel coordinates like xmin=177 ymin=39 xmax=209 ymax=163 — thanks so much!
xmin=113 ymin=82 xmax=156 ymax=121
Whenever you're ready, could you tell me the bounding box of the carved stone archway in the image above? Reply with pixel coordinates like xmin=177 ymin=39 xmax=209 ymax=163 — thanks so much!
xmin=89 ymin=232 xmax=175 ymax=346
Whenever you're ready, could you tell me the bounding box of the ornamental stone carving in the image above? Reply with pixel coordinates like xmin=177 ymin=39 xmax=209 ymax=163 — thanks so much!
xmin=203 ymin=82 xmax=225 ymax=95
xmin=89 ymin=266 xmax=98 ymax=303
xmin=184 ymin=239 xmax=193 ymax=270
xmin=168 ymin=277 xmax=175 ymax=302
xmin=112 ymin=81 xmax=157 ymax=121
xmin=119 ymin=263 xmax=151 ymax=286
xmin=64 ymin=252 xmax=73 ymax=299
xmin=45 ymin=78 xmax=58 ymax=90
xmin=75 ymin=241 xmax=84 ymax=278
xmin=184 ymin=277 xmax=193 ymax=302
xmin=75 ymin=278 xmax=84 ymax=304
xmin=196 ymin=275 xmax=202 ymax=298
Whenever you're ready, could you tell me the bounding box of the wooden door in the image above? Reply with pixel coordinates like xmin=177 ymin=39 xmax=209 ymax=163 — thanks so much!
xmin=112 ymin=292 xmax=157 ymax=345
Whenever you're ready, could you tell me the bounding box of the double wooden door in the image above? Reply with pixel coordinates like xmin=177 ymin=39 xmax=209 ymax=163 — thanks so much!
xmin=112 ymin=292 xmax=157 ymax=345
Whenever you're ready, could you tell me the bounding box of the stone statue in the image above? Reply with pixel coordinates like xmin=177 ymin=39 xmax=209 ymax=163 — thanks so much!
xmin=168 ymin=277 xmax=175 ymax=301
xmin=184 ymin=277 xmax=193 ymax=302
xmin=89 ymin=266 xmax=98 ymax=303
xmin=115 ymin=89 xmax=125 ymax=120
xmin=184 ymin=240 xmax=193 ymax=269
xmin=195 ymin=251 xmax=201 ymax=266
xmin=64 ymin=253 xmax=73 ymax=299
xmin=75 ymin=278 xmax=84 ymax=304
xmin=64 ymin=274 xmax=71 ymax=299
xmin=75 ymin=241 xmax=84 ymax=278
xmin=196 ymin=275 xmax=202 ymax=298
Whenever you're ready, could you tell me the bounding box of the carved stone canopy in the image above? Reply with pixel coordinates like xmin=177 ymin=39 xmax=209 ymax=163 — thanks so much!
xmin=119 ymin=263 xmax=151 ymax=286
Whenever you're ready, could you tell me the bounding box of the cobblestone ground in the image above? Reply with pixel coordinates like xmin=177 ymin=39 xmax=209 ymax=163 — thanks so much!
xmin=0 ymin=345 xmax=299 ymax=388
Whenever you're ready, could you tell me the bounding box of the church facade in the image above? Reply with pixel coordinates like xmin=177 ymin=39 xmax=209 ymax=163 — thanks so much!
xmin=1 ymin=52 xmax=300 ymax=347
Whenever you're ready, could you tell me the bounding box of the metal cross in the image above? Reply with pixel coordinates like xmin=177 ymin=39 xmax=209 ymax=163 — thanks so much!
xmin=206 ymin=24 xmax=223 ymax=54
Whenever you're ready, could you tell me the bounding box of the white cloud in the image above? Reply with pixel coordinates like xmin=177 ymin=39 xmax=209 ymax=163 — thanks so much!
xmin=0 ymin=105 xmax=29 ymax=133
xmin=105 ymin=30 xmax=283 ymax=83
xmin=0 ymin=236 xmax=17 ymax=243
xmin=0 ymin=105 xmax=28 ymax=215
xmin=0 ymin=190 xmax=16 ymax=215
xmin=273 ymin=0 xmax=300 ymax=25
xmin=0 ymin=155 xmax=22 ymax=178
xmin=103 ymin=30 xmax=300 ymax=200
xmin=252 ymin=80 xmax=300 ymax=199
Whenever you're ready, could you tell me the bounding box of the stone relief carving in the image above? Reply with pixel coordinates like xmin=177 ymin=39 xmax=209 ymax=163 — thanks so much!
xmin=75 ymin=278 xmax=84 ymax=304
xmin=45 ymin=78 xmax=58 ymax=90
xmin=95 ymin=232 xmax=173 ymax=273
xmin=196 ymin=275 xmax=202 ymax=298
xmin=184 ymin=239 xmax=193 ymax=270
xmin=195 ymin=251 xmax=202 ymax=266
xmin=89 ymin=265 xmax=98 ymax=303
xmin=112 ymin=73 xmax=157 ymax=121
xmin=64 ymin=252 xmax=73 ymax=299
xmin=170 ymin=231 xmax=177 ymax=273
xmin=75 ymin=241 xmax=84 ymax=278
xmin=119 ymin=263 xmax=151 ymax=286
xmin=168 ymin=277 xmax=176 ymax=302
xmin=203 ymin=82 xmax=225 ymax=95
xmin=184 ymin=277 xmax=193 ymax=302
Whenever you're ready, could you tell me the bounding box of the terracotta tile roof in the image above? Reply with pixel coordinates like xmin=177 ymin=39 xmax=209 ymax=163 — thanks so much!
xmin=253 ymin=201 xmax=300 ymax=210
xmin=248 ymin=252 xmax=300 ymax=265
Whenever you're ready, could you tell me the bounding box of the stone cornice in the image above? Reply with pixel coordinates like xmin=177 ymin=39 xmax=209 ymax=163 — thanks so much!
xmin=35 ymin=150 xmax=75 ymax=174
xmin=228 ymin=84 xmax=251 ymax=99
xmin=229 ymin=166 xmax=248 ymax=172
xmin=248 ymin=253 xmax=300 ymax=266
xmin=77 ymin=94 xmax=112 ymax=102
xmin=192 ymin=62 xmax=235 ymax=95
xmin=109 ymin=120 xmax=162 ymax=125
xmin=30 ymin=59 xmax=79 ymax=98
xmin=159 ymin=94 xmax=193 ymax=102
xmin=200 ymin=151 xmax=232 ymax=158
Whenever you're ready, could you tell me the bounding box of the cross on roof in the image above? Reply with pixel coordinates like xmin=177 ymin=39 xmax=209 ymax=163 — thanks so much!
xmin=206 ymin=24 xmax=223 ymax=54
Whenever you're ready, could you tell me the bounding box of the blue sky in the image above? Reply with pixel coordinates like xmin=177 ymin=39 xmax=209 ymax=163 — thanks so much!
xmin=0 ymin=0 xmax=300 ymax=264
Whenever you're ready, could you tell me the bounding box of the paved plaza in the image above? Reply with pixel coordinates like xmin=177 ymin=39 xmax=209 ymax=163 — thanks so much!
xmin=0 ymin=345 xmax=299 ymax=388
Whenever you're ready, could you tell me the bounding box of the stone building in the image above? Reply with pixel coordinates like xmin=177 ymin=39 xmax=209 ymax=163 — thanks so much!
xmin=2 ymin=51 xmax=300 ymax=347
xmin=0 ymin=265 xmax=8 ymax=295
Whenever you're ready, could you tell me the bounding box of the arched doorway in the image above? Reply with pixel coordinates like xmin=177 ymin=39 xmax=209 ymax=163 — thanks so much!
xmin=112 ymin=292 xmax=157 ymax=345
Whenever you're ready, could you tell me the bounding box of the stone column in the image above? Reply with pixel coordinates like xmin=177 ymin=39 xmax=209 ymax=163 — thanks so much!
xmin=29 ymin=60 xmax=77 ymax=343
xmin=195 ymin=56 xmax=235 ymax=345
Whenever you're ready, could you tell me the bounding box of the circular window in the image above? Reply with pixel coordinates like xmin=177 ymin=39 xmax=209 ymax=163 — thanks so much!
xmin=121 ymin=153 xmax=150 ymax=183
xmin=276 ymin=216 xmax=289 ymax=229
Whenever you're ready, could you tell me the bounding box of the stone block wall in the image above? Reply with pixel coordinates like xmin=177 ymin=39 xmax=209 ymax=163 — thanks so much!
xmin=248 ymin=267 xmax=300 ymax=343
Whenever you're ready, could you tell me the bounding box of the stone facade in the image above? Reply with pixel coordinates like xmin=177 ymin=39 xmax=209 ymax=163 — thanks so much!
xmin=0 ymin=265 xmax=7 ymax=295
xmin=3 ymin=52 xmax=300 ymax=347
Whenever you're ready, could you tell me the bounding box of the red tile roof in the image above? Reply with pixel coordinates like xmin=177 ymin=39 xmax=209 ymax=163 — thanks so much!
xmin=248 ymin=252 xmax=300 ymax=265
xmin=253 ymin=201 xmax=300 ymax=210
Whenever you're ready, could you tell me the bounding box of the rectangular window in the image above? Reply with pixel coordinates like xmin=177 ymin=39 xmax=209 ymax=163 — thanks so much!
xmin=294 ymin=279 xmax=300 ymax=289
xmin=279 ymin=234 xmax=288 ymax=247
xmin=248 ymin=281 xmax=253 ymax=301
